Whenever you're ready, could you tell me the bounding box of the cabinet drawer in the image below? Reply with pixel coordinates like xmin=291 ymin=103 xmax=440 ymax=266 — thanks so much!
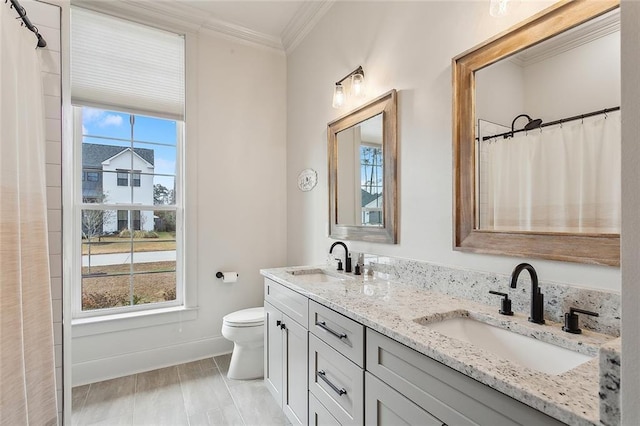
xmin=366 ymin=329 xmax=564 ymax=426
xmin=365 ymin=372 xmax=443 ymax=426
xmin=264 ymin=278 xmax=308 ymax=327
xmin=309 ymin=334 xmax=363 ymax=425
xmin=309 ymin=300 xmax=365 ymax=367
xmin=309 ymin=392 xmax=341 ymax=426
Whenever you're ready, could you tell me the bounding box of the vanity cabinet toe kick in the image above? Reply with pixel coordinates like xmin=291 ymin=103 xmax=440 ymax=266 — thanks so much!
xmin=264 ymin=278 xmax=566 ymax=426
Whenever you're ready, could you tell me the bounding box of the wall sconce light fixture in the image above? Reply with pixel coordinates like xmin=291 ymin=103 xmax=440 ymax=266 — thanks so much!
xmin=489 ymin=0 xmax=509 ymax=17
xmin=332 ymin=66 xmax=365 ymax=108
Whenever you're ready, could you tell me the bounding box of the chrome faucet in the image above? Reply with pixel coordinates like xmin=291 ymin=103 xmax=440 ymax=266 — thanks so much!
xmin=510 ymin=263 xmax=545 ymax=324
xmin=329 ymin=241 xmax=351 ymax=273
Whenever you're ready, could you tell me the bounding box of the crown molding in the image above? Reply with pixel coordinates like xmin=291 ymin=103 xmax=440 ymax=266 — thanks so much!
xmin=71 ymin=0 xmax=334 ymax=54
xmin=509 ymin=8 xmax=619 ymax=67
xmin=199 ymin=14 xmax=283 ymax=51
xmin=282 ymin=0 xmax=335 ymax=55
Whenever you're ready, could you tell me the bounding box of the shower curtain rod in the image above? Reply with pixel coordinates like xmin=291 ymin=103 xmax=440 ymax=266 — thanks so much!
xmin=7 ymin=0 xmax=47 ymax=48
xmin=481 ymin=106 xmax=621 ymax=141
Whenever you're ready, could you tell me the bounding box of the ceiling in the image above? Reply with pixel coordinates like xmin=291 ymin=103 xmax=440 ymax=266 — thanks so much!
xmin=72 ymin=0 xmax=334 ymax=53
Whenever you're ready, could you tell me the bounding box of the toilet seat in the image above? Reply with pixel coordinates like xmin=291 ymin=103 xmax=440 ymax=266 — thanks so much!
xmin=223 ymin=307 xmax=264 ymax=327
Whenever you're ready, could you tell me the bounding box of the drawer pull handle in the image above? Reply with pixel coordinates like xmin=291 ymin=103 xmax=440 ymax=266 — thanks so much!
xmin=315 ymin=321 xmax=347 ymax=340
xmin=316 ymin=370 xmax=347 ymax=396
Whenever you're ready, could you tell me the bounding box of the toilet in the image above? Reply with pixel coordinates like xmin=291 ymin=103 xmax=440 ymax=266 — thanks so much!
xmin=221 ymin=307 xmax=265 ymax=380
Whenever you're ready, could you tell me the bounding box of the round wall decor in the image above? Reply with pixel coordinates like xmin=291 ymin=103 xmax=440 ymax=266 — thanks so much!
xmin=297 ymin=168 xmax=318 ymax=192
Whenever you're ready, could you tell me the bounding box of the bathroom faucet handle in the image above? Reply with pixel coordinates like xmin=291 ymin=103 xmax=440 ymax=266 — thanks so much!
xmin=562 ymin=307 xmax=599 ymax=334
xmin=334 ymin=258 xmax=343 ymax=271
xmin=489 ymin=291 xmax=514 ymax=316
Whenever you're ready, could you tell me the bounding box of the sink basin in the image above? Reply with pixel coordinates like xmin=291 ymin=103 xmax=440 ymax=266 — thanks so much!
xmin=424 ymin=316 xmax=594 ymax=375
xmin=286 ymin=268 xmax=350 ymax=283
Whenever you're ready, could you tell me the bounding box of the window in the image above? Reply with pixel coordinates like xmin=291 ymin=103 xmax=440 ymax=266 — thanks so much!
xmin=117 ymin=210 xmax=127 ymax=231
xmin=117 ymin=170 xmax=128 ymax=186
xmin=116 ymin=170 xmax=141 ymax=187
xmin=360 ymin=145 xmax=383 ymax=226
xmin=71 ymin=8 xmax=184 ymax=318
xmin=77 ymin=107 xmax=181 ymax=314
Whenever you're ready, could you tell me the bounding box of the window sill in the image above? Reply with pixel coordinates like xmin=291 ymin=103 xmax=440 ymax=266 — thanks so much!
xmin=72 ymin=306 xmax=198 ymax=337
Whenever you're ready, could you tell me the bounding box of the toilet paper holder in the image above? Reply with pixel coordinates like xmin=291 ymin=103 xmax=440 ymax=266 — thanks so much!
xmin=216 ymin=271 xmax=239 ymax=280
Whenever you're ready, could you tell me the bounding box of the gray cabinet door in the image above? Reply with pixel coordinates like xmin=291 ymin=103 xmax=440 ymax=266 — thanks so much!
xmin=309 ymin=334 xmax=364 ymax=425
xmin=366 ymin=328 xmax=565 ymax=426
xmin=283 ymin=313 xmax=308 ymax=425
xmin=365 ymin=372 xmax=444 ymax=426
xmin=309 ymin=391 xmax=341 ymax=426
xmin=264 ymin=278 xmax=308 ymax=327
xmin=308 ymin=300 xmax=365 ymax=368
xmin=264 ymin=301 xmax=283 ymax=406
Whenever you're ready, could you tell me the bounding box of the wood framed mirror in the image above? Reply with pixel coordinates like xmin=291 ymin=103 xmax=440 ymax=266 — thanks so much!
xmin=453 ymin=0 xmax=620 ymax=266
xmin=328 ymin=89 xmax=398 ymax=243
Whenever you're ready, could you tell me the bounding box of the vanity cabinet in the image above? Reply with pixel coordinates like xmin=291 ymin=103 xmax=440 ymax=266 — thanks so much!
xmin=308 ymin=300 xmax=365 ymax=425
xmin=309 ymin=334 xmax=364 ymax=425
xmin=366 ymin=329 xmax=564 ymax=426
xmin=264 ymin=280 xmax=308 ymax=425
xmin=264 ymin=276 xmax=566 ymax=426
xmin=365 ymin=372 xmax=444 ymax=426
xmin=309 ymin=392 xmax=341 ymax=426
xmin=309 ymin=300 xmax=365 ymax=367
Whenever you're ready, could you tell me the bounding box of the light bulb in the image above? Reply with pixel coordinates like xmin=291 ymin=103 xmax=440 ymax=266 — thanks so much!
xmin=332 ymin=83 xmax=345 ymax=108
xmin=489 ymin=0 xmax=509 ymax=17
xmin=351 ymin=73 xmax=365 ymax=98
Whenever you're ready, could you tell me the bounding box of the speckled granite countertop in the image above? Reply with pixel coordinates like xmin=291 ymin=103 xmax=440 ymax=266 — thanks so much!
xmin=261 ymin=266 xmax=615 ymax=426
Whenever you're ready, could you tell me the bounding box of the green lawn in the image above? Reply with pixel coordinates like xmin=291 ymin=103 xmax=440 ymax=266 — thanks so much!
xmin=82 ymin=231 xmax=176 ymax=255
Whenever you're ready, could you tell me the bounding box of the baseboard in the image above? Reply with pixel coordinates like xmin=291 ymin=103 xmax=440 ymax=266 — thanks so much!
xmin=72 ymin=336 xmax=233 ymax=386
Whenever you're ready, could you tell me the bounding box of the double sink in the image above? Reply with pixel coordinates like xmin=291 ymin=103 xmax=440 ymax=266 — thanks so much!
xmin=286 ymin=267 xmax=597 ymax=376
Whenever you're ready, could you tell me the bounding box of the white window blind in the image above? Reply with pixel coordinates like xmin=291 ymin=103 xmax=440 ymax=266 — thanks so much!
xmin=71 ymin=7 xmax=185 ymax=120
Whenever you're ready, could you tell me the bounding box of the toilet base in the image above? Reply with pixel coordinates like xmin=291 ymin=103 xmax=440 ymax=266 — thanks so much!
xmin=227 ymin=343 xmax=264 ymax=380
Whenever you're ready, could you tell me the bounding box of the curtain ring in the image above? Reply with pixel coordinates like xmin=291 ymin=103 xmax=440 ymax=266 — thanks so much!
xmin=560 ymin=119 xmax=563 ymax=129
xmin=604 ymin=109 xmax=609 ymax=119
xmin=581 ymin=115 xmax=584 ymax=124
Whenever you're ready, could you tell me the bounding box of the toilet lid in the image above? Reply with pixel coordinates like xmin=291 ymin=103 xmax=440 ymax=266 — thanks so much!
xmin=223 ymin=307 xmax=264 ymax=327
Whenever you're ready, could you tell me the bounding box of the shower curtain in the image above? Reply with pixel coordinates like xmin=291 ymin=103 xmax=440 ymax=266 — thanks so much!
xmin=484 ymin=114 xmax=621 ymax=233
xmin=0 ymin=4 xmax=59 ymax=426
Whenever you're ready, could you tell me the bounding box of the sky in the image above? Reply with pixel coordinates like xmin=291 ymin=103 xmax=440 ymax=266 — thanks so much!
xmin=82 ymin=107 xmax=177 ymax=191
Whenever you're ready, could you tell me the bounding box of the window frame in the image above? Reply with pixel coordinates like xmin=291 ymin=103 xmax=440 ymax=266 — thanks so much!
xmin=72 ymin=106 xmax=184 ymax=319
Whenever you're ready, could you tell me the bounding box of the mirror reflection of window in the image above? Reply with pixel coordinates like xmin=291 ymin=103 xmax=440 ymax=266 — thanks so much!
xmin=361 ymin=145 xmax=383 ymax=226
xmin=336 ymin=113 xmax=384 ymax=227
xmin=475 ymin=9 xmax=620 ymax=234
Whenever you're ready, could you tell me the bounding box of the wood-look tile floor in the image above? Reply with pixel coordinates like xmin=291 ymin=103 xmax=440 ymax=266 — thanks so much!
xmin=72 ymin=354 xmax=290 ymax=426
